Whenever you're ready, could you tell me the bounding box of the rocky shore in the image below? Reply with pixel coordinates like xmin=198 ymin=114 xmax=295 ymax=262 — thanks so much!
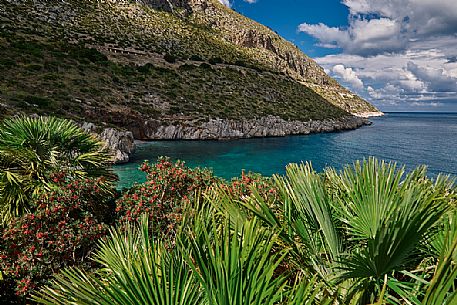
xmin=85 ymin=115 xmax=369 ymax=164
xmin=135 ymin=115 xmax=369 ymax=140
xmin=354 ymin=111 xmax=384 ymax=118
xmin=81 ymin=122 xmax=136 ymax=164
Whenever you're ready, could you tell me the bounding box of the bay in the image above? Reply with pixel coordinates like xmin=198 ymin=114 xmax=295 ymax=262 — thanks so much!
xmin=114 ymin=112 xmax=457 ymax=189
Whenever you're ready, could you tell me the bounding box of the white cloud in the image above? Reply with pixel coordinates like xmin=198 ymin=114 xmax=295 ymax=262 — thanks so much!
xmin=315 ymin=50 xmax=457 ymax=108
xmin=299 ymin=0 xmax=457 ymax=56
xmin=331 ymin=64 xmax=364 ymax=89
xmin=298 ymin=0 xmax=457 ymax=110
xmin=298 ymin=23 xmax=349 ymax=49
xmin=410 ymin=101 xmax=443 ymax=107
xmin=407 ymin=61 xmax=457 ymax=92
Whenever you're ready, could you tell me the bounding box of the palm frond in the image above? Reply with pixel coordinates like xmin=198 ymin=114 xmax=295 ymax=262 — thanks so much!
xmin=33 ymin=215 xmax=204 ymax=305
xmin=0 ymin=115 xmax=115 ymax=224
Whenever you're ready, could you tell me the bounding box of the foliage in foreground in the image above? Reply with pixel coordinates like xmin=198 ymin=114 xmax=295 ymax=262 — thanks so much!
xmin=1 ymin=153 xmax=455 ymax=304
xmin=32 ymin=214 xmax=327 ymax=305
xmin=0 ymin=116 xmax=115 ymax=225
xmin=0 ymin=176 xmax=116 ymax=297
xmin=215 ymin=158 xmax=457 ymax=304
xmin=115 ymin=157 xmax=216 ymax=244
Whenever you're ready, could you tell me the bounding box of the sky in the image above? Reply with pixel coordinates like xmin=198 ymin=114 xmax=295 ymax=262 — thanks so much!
xmin=218 ymin=0 xmax=457 ymax=112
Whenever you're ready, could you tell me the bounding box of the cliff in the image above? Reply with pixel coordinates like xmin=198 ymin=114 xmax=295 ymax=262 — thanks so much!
xmin=0 ymin=0 xmax=381 ymax=161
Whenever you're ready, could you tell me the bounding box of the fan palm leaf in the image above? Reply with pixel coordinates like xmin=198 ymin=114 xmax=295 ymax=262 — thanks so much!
xmin=32 ymin=216 xmax=204 ymax=305
xmin=0 ymin=116 xmax=115 ymax=224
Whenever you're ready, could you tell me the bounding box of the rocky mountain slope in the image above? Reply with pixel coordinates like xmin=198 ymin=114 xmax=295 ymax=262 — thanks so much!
xmin=0 ymin=0 xmax=381 ymax=161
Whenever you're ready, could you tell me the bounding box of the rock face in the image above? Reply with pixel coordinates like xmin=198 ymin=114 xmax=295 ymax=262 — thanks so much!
xmin=81 ymin=123 xmax=136 ymax=164
xmin=136 ymin=0 xmax=191 ymax=12
xmin=77 ymin=116 xmax=366 ymax=163
xmin=133 ymin=115 xmax=368 ymax=140
xmin=100 ymin=128 xmax=136 ymax=164
xmin=185 ymin=0 xmax=382 ymax=115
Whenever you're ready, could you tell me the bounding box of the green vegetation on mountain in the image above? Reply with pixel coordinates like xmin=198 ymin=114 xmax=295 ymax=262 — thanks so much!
xmin=0 ymin=34 xmax=346 ymax=124
xmin=0 ymin=0 xmax=378 ymax=131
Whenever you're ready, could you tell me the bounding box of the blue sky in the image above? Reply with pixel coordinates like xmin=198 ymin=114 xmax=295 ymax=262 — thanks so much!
xmin=219 ymin=0 xmax=457 ymax=112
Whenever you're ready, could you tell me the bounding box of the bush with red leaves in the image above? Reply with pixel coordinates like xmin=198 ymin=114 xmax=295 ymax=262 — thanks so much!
xmin=223 ymin=170 xmax=279 ymax=203
xmin=0 ymin=175 xmax=116 ymax=299
xmin=115 ymin=157 xmax=216 ymax=242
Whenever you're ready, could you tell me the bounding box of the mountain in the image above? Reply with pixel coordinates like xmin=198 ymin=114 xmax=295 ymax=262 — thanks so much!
xmin=0 ymin=0 xmax=381 ymax=143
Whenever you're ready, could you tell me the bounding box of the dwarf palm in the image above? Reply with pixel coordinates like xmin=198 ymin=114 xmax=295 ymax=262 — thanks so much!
xmin=34 ymin=204 xmax=329 ymax=305
xmin=327 ymin=159 xmax=452 ymax=303
xmin=182 ymin=212 xmax=288 ymax=305
xmin=387 ymin=210 xmax=457 ymax=304
xmin=0 ymin=115 xmax=114 ymax=225
xmin=220 ymin=158 xmax=455 ymax=304
xmin=33 ymin=216 xmax=204 ymax=305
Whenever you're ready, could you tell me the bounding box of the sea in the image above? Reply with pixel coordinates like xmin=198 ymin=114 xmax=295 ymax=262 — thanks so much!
xmin=114 ymin=112 xmax=457 ymax=189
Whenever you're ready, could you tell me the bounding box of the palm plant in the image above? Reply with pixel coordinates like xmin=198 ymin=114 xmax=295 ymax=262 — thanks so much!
xmin=0 ymin=115 xmax=115 ymax=224
xmin=181 ymin=210 xmax=289 ymax=305
xmin=33 ymin=203 xmax=329 ymax=305
xmin=219 ymin=158 xmax=455 ymax=304
xmin=194 ymin=191 xmax=333 ymax=305
xmin=387 ymin=210 xmax=457 ymax=304
xmin=32 ymin=216 xmax=204 ymax=305
xmin=327 ymin=160 xmax=453 ymax=303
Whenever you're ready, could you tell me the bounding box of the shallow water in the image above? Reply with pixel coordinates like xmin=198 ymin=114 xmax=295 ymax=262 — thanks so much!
xmin=114 ymin=112 xmax=457 ymax=189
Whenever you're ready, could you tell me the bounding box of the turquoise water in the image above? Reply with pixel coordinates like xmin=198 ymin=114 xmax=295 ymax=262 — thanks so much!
xmin=114 ymin=113 xmax=457 ymax=189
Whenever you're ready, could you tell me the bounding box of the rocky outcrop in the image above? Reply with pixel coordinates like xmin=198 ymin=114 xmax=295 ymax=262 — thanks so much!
xmin=354 ymin=112 xmax=385 ymax=118
xmin=81 ymin=123 xmax=136 ymax=164
xmin=100 ymin=128 xmax=136 ymax=163
xmin=136 ymin=0 xmax=191 ymax=13
xmin=186 ymin=0 xmax=381 ymax=115
xmin=133 ymin=115 xmax=368 ymax=140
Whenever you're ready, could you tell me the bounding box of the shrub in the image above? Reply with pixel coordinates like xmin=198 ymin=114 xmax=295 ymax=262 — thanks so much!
xmin=223 ymin=171 xmax=278 ymax=203
xmin=0 ymin=176 xmax=115 ymax=299
xmin=208 ymin=57 xmax=223 ymax=65
xmin=69 ymin=47 xmax=108 ymax=63
xmin=189 ymin=54 xmax=203 ymax=61
xmin=178 ymin=63 xmax=195 ymax=71
xmin=10 ymin=41 xmax=42 ymax=57
xmin=115 ymin=157 xmax=216 ymax=243
xmin=234 ymin=60 xmax=247 ymax=67
xmin=137 ymin=63 xmax=154 ymax=73
xmin=23 ymin=95 xmax=52 ymax=108
xmin=163 ymin=53 xmax=177 ymax=63
xmin=199 ymin=62 xmax=212 ymax=70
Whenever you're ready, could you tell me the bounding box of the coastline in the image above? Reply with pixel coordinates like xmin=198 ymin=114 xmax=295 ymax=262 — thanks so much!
xmin=102 ymin=114 xmax=369 ymax=163
xmin=131 ymin=115 xmax=369 ymax=140
xmin=353 ymin=111 xmax=385 ymax=118
xmin=115 ymin=112 xmax=457 ymax=187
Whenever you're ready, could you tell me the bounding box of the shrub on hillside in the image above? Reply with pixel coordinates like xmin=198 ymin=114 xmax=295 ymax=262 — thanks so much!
xmin=234 ymin=60 xmax=247 ymax=67
xmin=69 ymin=47 xmax=108 ymax=63
xmin=208 ymin=57 xmax=223 ymax=65
xmin=115 ymin=157 xmax=216 ymax=243
xmin=189 ymin=54 xmax=204 ymax=61
xmin=199 ymin=62 xmax=212 ymax=69
xmin=0 ymin=175 xmax=116 ymax=299
xmin=163 ymin=53 xmax=177 ymax=63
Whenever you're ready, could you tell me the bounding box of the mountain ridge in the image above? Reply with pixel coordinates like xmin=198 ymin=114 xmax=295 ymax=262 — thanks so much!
xmin=0 ymin=0 xmax=380 ymax=149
